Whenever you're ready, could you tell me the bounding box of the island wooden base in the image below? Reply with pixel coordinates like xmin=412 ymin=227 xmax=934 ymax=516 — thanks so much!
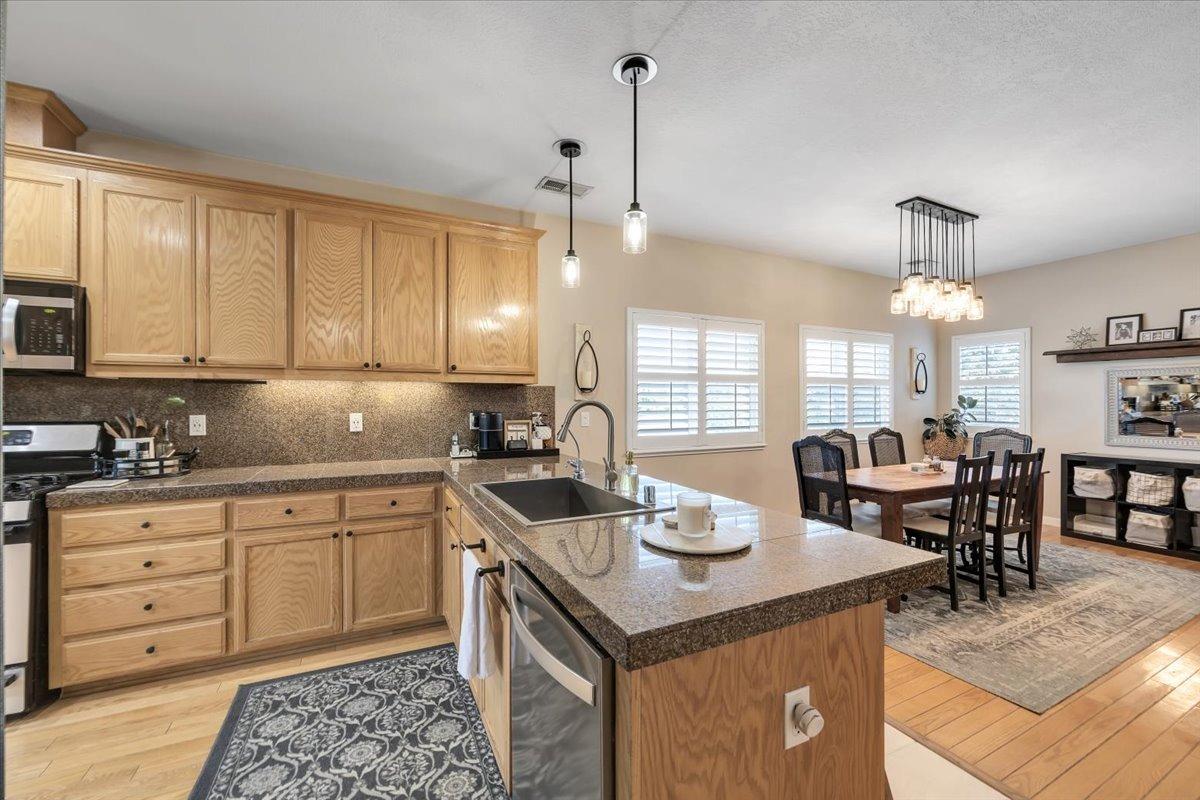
xmin=615 ymin=602 xmax=885 ymax=799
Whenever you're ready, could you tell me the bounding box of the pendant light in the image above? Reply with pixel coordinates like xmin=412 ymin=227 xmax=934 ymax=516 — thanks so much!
xmin=556 ymin=139 xmax=584 ymax=288
xmin=613 ymin=53 xmax=657 ymax=254
xmin=890 ymin=197 xmax=984 ymax=321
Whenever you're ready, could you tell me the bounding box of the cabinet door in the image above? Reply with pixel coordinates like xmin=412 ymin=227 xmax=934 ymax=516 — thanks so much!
xmin=293 ymin=209 xmax=372 ymax=369
xmin=447 ymin=233 xmax=537 ymax=376
xmin=196 ymin=194 xmax=288 ymax=368
xmin=86 ymin=172 xmax=195 ymax=365
xmin=482 ymin=583 xmax=511 ymax=790
xmin=343 ymin=519 xmax=437 ymax=632
xmin=373 ymin=219 xmax=445 ymax=372
xmin=442 ymin=524 xmax=462 ymax=645
xmin=234 ymin=527 xmax=341 ymax=652
xmin=3 ymin=158 xmax=81 ymax=281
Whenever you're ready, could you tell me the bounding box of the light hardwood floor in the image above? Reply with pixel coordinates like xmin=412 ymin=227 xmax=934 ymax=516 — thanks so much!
xmin=6 ymin=528 xmax=1200 ymax=800
xmin=886 ymin=527 xmax=1200 ymax=800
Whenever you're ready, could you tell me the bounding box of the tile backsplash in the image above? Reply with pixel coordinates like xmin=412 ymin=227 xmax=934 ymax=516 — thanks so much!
xmin=4 ymin=376 xmax=554 ymax=468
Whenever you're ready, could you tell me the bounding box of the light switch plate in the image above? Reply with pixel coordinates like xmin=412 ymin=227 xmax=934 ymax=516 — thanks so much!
xmin=188 ymin=415 xmax=207 ymax=436
xmin=784 ymin=685 xmax=812 ymax=749
xmin=349 ymin=412 xmax=363 ymax=433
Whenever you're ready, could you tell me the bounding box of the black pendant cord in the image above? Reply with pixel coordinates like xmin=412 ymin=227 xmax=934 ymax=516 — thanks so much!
xmin=568 ymin=151 xmax=574 ymax=252
xmin=632 ymin=68 xmax=639 ymax=205
xmin=897 ymin=207 xmax=903 ymax=285
xmin=971 ymin=219 xmax=977 ymax=288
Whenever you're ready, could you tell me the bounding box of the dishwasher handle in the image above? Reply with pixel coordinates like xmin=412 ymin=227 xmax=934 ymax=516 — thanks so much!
xmin=509 ymin=582 xmax=597 ymax=707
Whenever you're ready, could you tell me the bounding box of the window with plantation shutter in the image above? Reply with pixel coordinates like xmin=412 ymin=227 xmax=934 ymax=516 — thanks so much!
xmin=800 ymin=327 xmax=893 ymax=434
xmin=628 ymin=309 xmax=764 ymax=453
xmin=952 ymin=329 xmax=1031 ymax=431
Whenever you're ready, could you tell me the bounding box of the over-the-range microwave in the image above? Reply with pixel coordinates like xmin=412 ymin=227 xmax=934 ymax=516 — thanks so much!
xmin=2 ymin=280 xmax=86 ymax=374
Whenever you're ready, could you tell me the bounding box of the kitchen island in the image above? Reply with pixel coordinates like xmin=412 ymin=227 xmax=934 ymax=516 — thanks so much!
xmin=48 ymin=454 xmax=942 ymax=799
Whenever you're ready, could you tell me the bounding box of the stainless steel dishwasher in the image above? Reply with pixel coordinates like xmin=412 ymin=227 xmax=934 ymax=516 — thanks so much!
xmin=509 ymin=562 xmax=613 ymax=799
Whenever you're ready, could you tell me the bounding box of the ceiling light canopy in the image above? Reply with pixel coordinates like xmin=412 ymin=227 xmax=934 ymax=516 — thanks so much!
xmin=890 ymin=197 xmax=984 ymax=322
xmin=613 ymin=53 xmax=657 ymax=255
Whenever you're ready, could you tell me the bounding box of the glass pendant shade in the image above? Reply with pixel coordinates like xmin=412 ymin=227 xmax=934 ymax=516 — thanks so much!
xmin=967 ymin=294 xmax=985 ymax=320
xmin=944 ymin=305 xmax=964 ymax=323
xmin=623 ymin=204 xmax=647 ymax=254
xmin=901 ymin=272 xmax=924 ymax=301
xmin=921 ymin=277 xmax=942 ymax=306
xmin=908 ymin=294 xmax=929 ymax=317
xmin=927 ymin=291 xmax=946 ymax=320
xmin=561 ymin=250 xmax=581 ymax=289
xmin=889 ymin=289 xmax=907 ymax=315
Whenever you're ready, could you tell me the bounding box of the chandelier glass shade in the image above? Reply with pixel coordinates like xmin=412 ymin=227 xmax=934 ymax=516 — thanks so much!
xmin=890 ymin=197 xmax=983 ymax=321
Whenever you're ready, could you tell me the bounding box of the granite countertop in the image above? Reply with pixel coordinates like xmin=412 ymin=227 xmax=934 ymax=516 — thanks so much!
xmin=48 ymin=455 xmax=943 ymax=670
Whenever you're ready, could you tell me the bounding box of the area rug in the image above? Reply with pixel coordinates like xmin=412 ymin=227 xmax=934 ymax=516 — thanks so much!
xmin=189 ymin=644 xmax=507 ymax=800
xmin=885 ymin=541 xmax=1200 ymax=713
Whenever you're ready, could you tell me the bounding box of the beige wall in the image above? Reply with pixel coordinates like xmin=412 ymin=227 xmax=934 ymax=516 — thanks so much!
xmin=74 ymin=130 xmax=941 ymax=514
xmin=937 ymin=233 xmax=1200 ymax=520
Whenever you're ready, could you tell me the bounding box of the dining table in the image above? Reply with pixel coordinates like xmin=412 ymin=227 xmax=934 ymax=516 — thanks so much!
xmin=844 ymin=461 xmax=1047 ymax=612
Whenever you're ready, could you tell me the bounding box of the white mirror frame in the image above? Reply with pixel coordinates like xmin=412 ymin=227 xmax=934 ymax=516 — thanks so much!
xmin=1105 ymin=364 xmax=1200 ymax=450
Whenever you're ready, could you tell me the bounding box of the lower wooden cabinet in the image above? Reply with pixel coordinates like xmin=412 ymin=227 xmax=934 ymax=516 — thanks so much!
xmin=481 ymin=582 xmax=511 ymax=789
xmin=60 ymin=617 xmax=225 ymax=686
xmin=343 ymin=519 xmax=437 ymax=632
xmin=442 ymin=510 xmax=464 ymax=646
xmin=234 ymin=526 xmax=343 ymax=652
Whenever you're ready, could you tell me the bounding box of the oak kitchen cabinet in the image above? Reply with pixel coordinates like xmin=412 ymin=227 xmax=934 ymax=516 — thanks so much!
xmin=293 ymin=208 xmax=373 ymax=370
xmin=447 ymin=232 xmax=538 ymax=377
xmin=2 ymin=156 xmax=82 ymax=281
xmin=343 ymin=518 xmax=437 ymax=632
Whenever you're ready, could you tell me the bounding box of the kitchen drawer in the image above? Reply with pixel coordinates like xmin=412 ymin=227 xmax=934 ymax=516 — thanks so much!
xmin=444 ymin=488 xmax=462 ymax=533
xmin=61 ymin=575 xmax=225 ymax=637
xmin=60 ymin=501 xmax=225 ymax=547
xmin=62 ymin=537 xmax=226 ymax=589
xmin=60 ymin=617 xmax=225 ymax=686
xmin=344 ymin=485 xmax=436 ymax=521
xmin=232 ymin=493 xmax=339 ymax=530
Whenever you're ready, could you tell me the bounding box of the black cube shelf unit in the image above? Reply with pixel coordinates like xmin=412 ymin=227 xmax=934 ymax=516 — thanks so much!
xmin=1061 ymin=453 xmax=1200 ymax=561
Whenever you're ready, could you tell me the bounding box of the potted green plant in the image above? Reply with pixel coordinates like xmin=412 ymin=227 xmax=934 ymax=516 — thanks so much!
xmin=922 ymin=395 xmax=978 ymax=459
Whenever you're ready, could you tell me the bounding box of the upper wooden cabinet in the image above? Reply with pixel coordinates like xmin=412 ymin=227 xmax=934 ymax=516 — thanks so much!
xmin=448 ymin=232 xmax=538 ymax=377
xmin=372 ymin=219 xmax=445 ymax=373
xmin=3 ymin=157 xmax=82 ymax=281
xmin=195 ymin=193 xmax=288 ymax=368
xmin=293 ymin=209 xmax=373 ymax=370
xmin=86 ymin=172 xmax=195 ymax=366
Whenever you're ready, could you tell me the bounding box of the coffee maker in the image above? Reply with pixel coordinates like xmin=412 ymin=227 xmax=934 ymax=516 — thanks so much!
xmin=468 ymin=411 xmax=505 ymax=454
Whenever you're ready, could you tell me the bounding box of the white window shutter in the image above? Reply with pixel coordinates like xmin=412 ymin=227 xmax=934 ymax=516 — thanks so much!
xmin=801 ymin=327 xmax=893 ymax=434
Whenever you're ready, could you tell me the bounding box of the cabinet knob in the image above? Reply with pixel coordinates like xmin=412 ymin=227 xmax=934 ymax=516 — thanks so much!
xmin=198 ymin=356 xmax=207 ymax=364
xmin=389 ymin=499 xmax=398 ymax=507
xmin=375 ymin=362 xmax=381 ymax=369
xmin=140 ymin=521 xmax=151 ymax=529
xmin=450 ymin=542 xmax=458 ymax=550
xmin=284 ymin=507 xmax=293 ymax=515
xmin=143 ymin=560 xmax=153 ymax=568
xmin=182 ymin=356 xmax=191 ymax=363
xmin=145 ymin=645 xmax=156 ymax=655
xmin=363 ymin=362 xmax=370 ymax=369
xmin=143 ymin=603 xmax=154 ymax=611
xmin=332 ymin=532 xmax=339 ymax=539
xmin=450 ymin=364 xmax=457 ymax=372
xmin=346 ymin=531 xmax=354 ymax=537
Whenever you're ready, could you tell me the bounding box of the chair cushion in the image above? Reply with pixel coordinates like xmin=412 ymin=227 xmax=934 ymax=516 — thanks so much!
xmin=903 ymin=515 xmax=951 ymax=539
xmin=908 ymin=499 xmax=952 ymax=515
xmin=849 ymin=510 xmax=883 ymax=538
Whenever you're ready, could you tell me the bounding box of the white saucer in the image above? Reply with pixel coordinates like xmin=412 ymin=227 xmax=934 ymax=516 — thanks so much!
xmin=639 ymin=520 xmax=752 ymax=555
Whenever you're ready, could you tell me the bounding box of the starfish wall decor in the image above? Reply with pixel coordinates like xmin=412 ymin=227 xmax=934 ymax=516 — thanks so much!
xmin=1066 ymin=326 xmax=1099 ymax=349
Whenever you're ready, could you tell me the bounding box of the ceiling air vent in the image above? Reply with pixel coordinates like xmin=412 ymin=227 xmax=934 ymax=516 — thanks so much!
xmin=536 ymin=175 xmax=592 ymax=197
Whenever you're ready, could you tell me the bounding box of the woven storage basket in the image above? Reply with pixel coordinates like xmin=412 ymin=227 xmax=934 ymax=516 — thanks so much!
xmin=1072 ymin=513 xmax=1117 ymax=537
xmin=1126 ymin=472 xmax=1175 ymax=506
xmin=1183 ymin=476 xmax=1200 ymax=511
xmin=923 ymin=432 xmax=967 ymax=460
xmin=1126 ymin=509 xmax=1172 ymax=547
xmin=1073 ymin=467 xmax=1116 ymax=499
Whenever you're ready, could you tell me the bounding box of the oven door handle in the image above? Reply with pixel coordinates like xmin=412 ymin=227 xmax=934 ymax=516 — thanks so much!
xmin=2 ymin=297 xmax=19 ymax=362
xmin=509 ymin=582 xmax=597 ymax=706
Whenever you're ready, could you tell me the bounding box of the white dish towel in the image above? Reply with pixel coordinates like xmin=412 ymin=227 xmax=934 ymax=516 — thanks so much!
xmin=457 ymin=547 xmax=497 ymax=681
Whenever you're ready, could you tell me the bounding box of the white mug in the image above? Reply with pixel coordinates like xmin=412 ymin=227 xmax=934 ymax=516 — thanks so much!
xmin=676 ymin=492 xmax=716 ymax=538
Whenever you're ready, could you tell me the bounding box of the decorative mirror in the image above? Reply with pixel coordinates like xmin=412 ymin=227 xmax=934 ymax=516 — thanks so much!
xmin=1106 ymin=365 xmax=1200 ymax=450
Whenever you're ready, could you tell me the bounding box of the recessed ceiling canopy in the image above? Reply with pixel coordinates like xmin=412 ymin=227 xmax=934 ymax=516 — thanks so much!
xmin=7 ymin=0 xmax=1198 ymax=275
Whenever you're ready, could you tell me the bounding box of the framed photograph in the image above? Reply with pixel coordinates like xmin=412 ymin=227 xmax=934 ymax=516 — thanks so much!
xmin=1138 ymin=327 xmax=1178 ymax=343
xmin=1106 ymin=313 xmax=1143 ymax=346
xmin=1180 ymin=307 xmax=1200 ymax=341
xmin=504 ymin=419 xmax=532 ymax=445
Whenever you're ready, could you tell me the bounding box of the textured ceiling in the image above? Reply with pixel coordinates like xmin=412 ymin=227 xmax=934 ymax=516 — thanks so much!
xmin=7 ymin=0 xmax=1199 ymax=275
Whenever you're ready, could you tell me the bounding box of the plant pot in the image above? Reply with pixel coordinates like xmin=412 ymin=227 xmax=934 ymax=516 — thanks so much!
xmin=924 ymin=432 xmax=967 ymax=460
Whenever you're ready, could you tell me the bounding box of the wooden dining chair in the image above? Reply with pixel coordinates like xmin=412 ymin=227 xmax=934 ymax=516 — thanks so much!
xmin=901 ymin=453 xmax=994 ymax=611
xmin=868 ymin=427 xmax=906 ymax=467
xmin=791 ymin=436 xmax=881 ymax=536
xmin=821 ymin=428 xmax=860 ymax=470
xmin=986 ymin=448 xmax=1045 ymax=595
xmin=972 ymin=427 xmax=1032 ymax=458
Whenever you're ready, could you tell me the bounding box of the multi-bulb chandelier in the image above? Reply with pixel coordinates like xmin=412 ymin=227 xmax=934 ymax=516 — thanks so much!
xmin=889 ymin=197 xmax=984 ymax=321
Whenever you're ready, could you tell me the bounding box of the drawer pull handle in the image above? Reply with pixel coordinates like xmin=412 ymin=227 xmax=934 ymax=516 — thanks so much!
xmin=284 ymin=508 xmax=293 ymax=515
xmin=143 ymin=603 xmax=154 ymax=611
xmin=146 ymin=646 xmax=156 ymax=654
xmin=143 ymin=560 xmax=153 ymax=568
xmin=389 ymin=500 xmax=398 ymax=507
xmin=464 ymin=541 xmax=486 ymax=553
xmin=346 ymin=531 xmax=354 ymax=537
xmin=140 ymin=521 xmax=151 ymax=529
xmin=332 ymin=532 xmax=339 ymax=539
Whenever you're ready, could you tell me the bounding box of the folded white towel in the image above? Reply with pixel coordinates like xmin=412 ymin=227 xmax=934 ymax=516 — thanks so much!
xmin=457 ymin=548 xmax=497 ymax=681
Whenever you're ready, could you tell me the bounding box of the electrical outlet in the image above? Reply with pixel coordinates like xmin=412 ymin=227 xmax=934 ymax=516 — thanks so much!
xmin=349 ymin=412 xmax=363 ymax=433
xmin=188 ymin=415 xmax=207 ymax=436
xmin=580 ymin=411 xmax=591 ymax=427
xmin=784 ymin=686 xmax=823 ymax=749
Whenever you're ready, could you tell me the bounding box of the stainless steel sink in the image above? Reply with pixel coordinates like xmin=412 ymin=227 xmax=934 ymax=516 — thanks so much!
xmin=477 ymin=477 xmax=662 ymax=526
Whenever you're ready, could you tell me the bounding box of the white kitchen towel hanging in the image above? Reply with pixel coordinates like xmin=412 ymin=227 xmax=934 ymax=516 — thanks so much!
xmin=457 ymin=547 xmax=497 ymax=681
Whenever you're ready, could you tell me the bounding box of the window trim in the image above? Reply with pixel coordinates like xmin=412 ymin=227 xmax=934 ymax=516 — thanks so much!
xmin=626 ymin=307 xmax=766 ymax=455
xmin=950 ymin=327 xmax=1032 ymax=433
xmin=798 ymin=325 xmax=895 ymax=436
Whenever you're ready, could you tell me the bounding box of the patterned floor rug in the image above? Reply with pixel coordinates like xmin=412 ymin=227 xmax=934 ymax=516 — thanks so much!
xmin=190 ymin=644 xmax=507 ymax=800
xmin=885 ymin=542 xmax=1200 ymax=713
